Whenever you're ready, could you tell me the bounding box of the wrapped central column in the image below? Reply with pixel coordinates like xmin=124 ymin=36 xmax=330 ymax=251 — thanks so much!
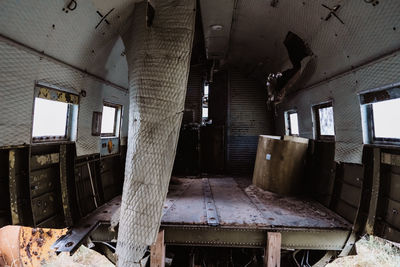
xmin=117 ymin=0 xmax=196 ymax=265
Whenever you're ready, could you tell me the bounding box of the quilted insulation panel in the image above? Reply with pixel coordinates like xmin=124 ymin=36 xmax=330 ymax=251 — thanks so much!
xmin=277 ymin=52 xmax=400 ymax=164
xmin=0 ymin=39 xmax=129 ymax=156
xmin=117 ymin=0 xmax=196 ymax=265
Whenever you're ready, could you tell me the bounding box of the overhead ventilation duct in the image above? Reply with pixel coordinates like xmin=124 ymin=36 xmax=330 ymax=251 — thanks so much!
xmin=117 ymin=0 xmax=196 ymax=265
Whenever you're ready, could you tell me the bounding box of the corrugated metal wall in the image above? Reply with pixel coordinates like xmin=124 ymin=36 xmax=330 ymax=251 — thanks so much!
xmin=228 ymin=69 xmax=274 ymax=174
xmin=184 ymin=66 xmax=203 ymax=124
xmin=276 ymin=52 xmax=400 ymax=164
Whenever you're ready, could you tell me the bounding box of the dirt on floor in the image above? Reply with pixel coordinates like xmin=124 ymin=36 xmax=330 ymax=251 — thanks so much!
xmin=327 ymin=235 xmax=400 ymax=267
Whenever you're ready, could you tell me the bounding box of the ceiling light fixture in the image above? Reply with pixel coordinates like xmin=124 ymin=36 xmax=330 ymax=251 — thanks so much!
xmin=210 ymin=24 xmax=223 ymax=31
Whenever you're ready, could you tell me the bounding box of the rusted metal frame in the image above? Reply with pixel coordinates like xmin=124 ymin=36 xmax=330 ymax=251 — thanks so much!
xmin=202 ymin=178 xmax=220 ymax=226
xmin=87 ymin=162 xmax=99 ymax=208
xmin=161 ymin=225 xmax=349 ymax=250
xmin=365 ymin=148 xmax=381 ymax=235
xmin=9 ymin=149 xmax=21 ymax=225
xmin=52 ymin=195 xmax=121 ymax=254
xmin=381 ymin=152 xmax=400 ymax=167
xmin=60 ymin=144 xmax=73 ymax=226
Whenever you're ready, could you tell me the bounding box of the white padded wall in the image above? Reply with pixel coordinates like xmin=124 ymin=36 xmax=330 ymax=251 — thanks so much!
xmin=0 ymin=39 xmax=129 ymax=155
xmin=0 ymin=0 xmax=129 ymax=88
xmin=277 ymin=52 xmax=400 ymax=164
xmin=117 ymin=0 xmax=196 ymax=265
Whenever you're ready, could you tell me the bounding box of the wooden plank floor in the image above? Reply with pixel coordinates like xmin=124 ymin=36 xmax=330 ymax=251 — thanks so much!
xmin=161 ymin=177 xmax=351 ymax=230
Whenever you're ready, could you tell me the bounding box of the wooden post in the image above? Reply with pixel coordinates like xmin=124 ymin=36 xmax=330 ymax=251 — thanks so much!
xmin=150 ymin=230 xmax=165 ymax=267
xmin=264 ymin=232 xmax=281 ymax=267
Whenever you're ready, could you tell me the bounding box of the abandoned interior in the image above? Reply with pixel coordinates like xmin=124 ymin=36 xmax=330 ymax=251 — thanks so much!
xmin=0 ymin=0 xmax=400 ymax=266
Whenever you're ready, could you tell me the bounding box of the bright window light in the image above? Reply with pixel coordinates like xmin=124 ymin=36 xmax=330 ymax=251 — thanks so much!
xmin=372 ymin=98 xmax=400 ymax=139
xmin=32 ymin=98 xmax=68 ymax=137
xmin=202 ymin=107 xmax=208 ymax=118
xmin=101 ymin=105 xmax=116 ymax=134
xmin=289 ymin=113 xmax=299 ymax=135
xmin=204 ymin=84 xmax=209 ymax=96
xmin=318 ymin=106 xmax=335 ymax=136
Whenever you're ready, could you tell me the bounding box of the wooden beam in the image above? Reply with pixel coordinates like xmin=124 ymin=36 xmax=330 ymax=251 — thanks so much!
xmin=151 ymin=230 xmax=165 ymax=267
xmin=264 ymin=232 xmax=281 ymax=267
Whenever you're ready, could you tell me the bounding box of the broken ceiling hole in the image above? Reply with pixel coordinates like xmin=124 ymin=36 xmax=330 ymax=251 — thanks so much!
xmin=65 ymin=242 xmax=74 ymax=247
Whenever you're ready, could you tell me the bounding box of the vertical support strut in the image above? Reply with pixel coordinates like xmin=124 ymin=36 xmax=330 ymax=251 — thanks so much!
xmin=150 ymin=230 xmax=165 ymax=267
xmin=264 ymin=232 xmax=281 ymax=267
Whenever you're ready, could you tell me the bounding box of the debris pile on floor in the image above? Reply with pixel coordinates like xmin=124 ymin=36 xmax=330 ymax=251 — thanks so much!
xmin=0 ymin=225 xmax=114 ymax=267
xmin=327 ymin=235 xmax=400 ymax=267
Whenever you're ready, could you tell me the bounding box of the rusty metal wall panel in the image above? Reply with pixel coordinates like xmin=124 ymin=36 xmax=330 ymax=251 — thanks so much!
xmin=0 ymin=150 xmax=10 ymax=226
xmin=228 ymin=69 xmax=274 ymax=174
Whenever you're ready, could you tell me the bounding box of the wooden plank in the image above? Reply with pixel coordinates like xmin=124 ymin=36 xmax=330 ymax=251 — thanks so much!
xmin=253 ymin=135 xmax=308 ymax=195
xmin=264 ymin=232 xmax=281 ymax=267
xmin=150 ymin=230 xmax=165 ymax=267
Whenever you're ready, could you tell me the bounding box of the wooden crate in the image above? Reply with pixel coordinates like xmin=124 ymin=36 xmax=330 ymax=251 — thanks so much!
xmin=252 ymin=135 xmax=309 ymax=195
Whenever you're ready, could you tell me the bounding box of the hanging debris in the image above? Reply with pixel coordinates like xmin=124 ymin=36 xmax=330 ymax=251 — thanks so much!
xmin=266 ymin=31 xmax=312 ymax=106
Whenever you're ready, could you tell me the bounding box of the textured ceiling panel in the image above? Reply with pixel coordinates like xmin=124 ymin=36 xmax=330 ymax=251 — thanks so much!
xmin=223 ymin=0 xmax=400 ymax=85
xmin=0 ymin=0 xmax=130 ymax=88
xmin=200 ymin=0 xmax=235 ymax=59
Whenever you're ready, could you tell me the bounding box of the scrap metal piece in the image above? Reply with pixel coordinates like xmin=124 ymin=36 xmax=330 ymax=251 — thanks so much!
xmin=52 ymin=195 xmax=121 ymax=254
xmin=0 ymin=225 xmax=67 ymax=267
xmin=202 ymin=178 xmax=220 ymax=226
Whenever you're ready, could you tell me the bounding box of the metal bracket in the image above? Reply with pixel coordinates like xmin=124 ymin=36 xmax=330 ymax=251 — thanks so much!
xmin=202 ymin=178 xmax=220 ymax=226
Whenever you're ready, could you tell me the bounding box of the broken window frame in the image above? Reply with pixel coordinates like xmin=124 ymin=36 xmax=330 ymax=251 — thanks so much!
xmin=100 ymin=102 xmax=122 ymax=138
xmin=32 ymin=84 xmax=79 ymax=143
xmin=284 ymin=110 xmax=299 ymax=136
xmin=360 ymin=86 xmax=400 ymax=146
xmin=313 ymin=101 xmax=335 ymax=142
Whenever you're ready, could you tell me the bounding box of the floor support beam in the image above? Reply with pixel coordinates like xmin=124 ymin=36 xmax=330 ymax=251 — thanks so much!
xmin=264 ymin=232 xmax=281 ymax=267
xmin=150 ymin=230 xmax=165 ymax=267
